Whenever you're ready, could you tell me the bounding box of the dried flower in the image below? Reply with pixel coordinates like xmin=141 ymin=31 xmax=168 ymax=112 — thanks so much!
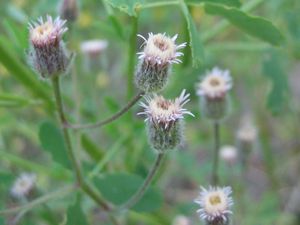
xmin=135 ymin=33 xmax=186 ymax=93
xmin=172 ymin=215 xmax=191 ymax=225
xmin=59 ymin=0 xmax=79 ymax=22
xmin=28 ymin=15 xmax=71 ymax=79
xmin=195 ymin=186 xmax=234 ymax=225
xmin=11 ymin=173 xmax=36 ymax=199
xmin=219 ymin=145 xmax=238 ymax=165
xmin=196 ymin=67 xmax=232 ymax=121
xmin=138 ymin=89 xmax=194 ymax=152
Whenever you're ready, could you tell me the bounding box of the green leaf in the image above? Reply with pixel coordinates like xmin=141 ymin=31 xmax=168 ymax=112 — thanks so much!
xmin=262 ymin=51 xmax=289 ymax=114
xmin=81 ymin=134 xmax=103 ymax=162
xmin=179 ymin=0 xmax=204 ymax=67
xmin=66 ymin=196 xmax=89 ymax=225
xmin=186 ymin=0 xmax=241 ymax=7
xmin=104 ymin=0 xmax=145 ymax=17
xmin=204 ymin=3 xmax=284 ymax=46
xmin=0 ymin=37 xmax=54 ymax=111
xmin=0 ymin=93 xmax=41 ymax=108
xmin=39 ymin=121 xmax=71 ymax=169
xmin=94 ymin=173 xmax=162 ymax=212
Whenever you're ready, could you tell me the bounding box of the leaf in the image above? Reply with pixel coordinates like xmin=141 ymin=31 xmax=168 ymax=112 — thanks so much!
xmin=94 ymin=173 xmax=162 ymax=212
xmin=186 ymin=0 xmax=241 ymax=7
xmin=0 ymin=93 xmax=40 ymax=108
xmin=81 ymin=134 xmax=103 ymax=162
xmin=262 ymin=51 xmax=289 ymax=114
xmin=204 ymin=3 xmax=284 ymax=46
xmin=39 ymin=121 xmax=71 ymax=169
xmin=104 ymin=0 xmax=145 ymax=17
xmin=66 ymin=196 xmax=89 ymax=225
xmin=179 ymin=0 xmax=205 ymax=67
xmin=0 ymin=37 xmax=54 ymax=111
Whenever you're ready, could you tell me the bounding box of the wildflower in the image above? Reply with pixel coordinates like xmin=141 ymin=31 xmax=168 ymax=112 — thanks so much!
xmin=196 ymin=67 xmax=232 ymax=121
xmin=138 ymin=89 xmax=194 ymax=152
xmin=28 ymin=15 xmax=71 ymax=79
xmin=135 ymin=33 xmax=186 ymax=92
xmin=11 ymin=173 xmax=36 ymax=199
xmin=219 ymin=145 xmax=238 ymax=165
xmin=59 ymin=0 xmax=79 ymax=22
xmin=80 ymin=39 xmax=108 ymax=58
xmin=195 ymin=186 xmax=234 ymax=225
xmin=172 ymin=215 xmax=191 ymax=225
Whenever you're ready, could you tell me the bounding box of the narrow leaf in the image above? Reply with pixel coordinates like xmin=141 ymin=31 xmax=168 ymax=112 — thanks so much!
xmin=186 ymin=0 xmax=241 ymax=7
xmin=204 ymin=3 xmax=284 ymax=46
xmin=81 ymin=134 xmax=103 ymax=162
xmin=66 ymin=197 xmax=89 ymax=225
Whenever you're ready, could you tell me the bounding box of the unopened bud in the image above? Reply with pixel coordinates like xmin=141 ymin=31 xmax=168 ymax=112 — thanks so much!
xmin=59 ymin=0 xmax=79 ymax=22
xmin=28 ymin=15 xmax=71 ymax=79
xmin=138 ymin=89 xmax=194 ymax=153
xmin=135 ymin=33 xmax=186 ymax=93
xmin=196 ymin=67 xmax=232 ymax=122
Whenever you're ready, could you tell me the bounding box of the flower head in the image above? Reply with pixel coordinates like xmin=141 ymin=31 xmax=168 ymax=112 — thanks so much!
xmin=135 ymin=33 xmax=186 ymax=93
xmin=220 ymin=145 xmax=238 ymax=165
xmin=197 ymin=67 xmax=232 ymax=99
xmin=11 ymin=173 xmax=36 ymax=199
xmin=172 ymin=215 xmax=191 ymax=225
xmin=237 ymin=115 xmax=257 ymax=144
xmin=138 ymin=89 xmax=194 ymax=152
xmin=195 ymin=186 xmax=234 ymax=224
xmin=28 ymin=15 xmax=70 ymax=78
xmin=80 ymin=39 xmax=108 ymax=57
xmin=59 ymin=0 xmax=79 ymax=22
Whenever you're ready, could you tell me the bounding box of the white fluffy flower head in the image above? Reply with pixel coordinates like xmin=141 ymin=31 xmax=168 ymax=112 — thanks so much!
xmin=195 ymin=186 xmax=233 ymax=223
xmin=137 ymin=33 xmax=186 ymax=65
xmin=80 ymin=39 xmax=108 ymax=56
xmin=197 ymin=67 xmax=232 ymax=99
xmin=237 ymin=116 xmax=257 ymax=143
xmin=138 ymin=89 xmax=194 ymax=129
xmin=220 ymin=145 xmax=238 ymax=164
xmin=11 ymin=173 xmax=36 ymax=198
xmin=29 ymin=15 xmax=67 ymax=46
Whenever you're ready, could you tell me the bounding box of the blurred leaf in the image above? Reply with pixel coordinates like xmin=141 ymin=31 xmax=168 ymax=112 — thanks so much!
xmin=2 ymin=20 xmax=28 ymax=51
xmin=104 ymin=96 xmax=120 ymax=112
xmin=66 ymin=196 xmax=89 ymax=225
xmin=94 ymin=173 xmax=162 ymax=212
xmin=186 ymin=0 xmax=241 ymax=7
xmin=0 ymin=37 xmax=54 ymax=111
xmin=104 ymin=0 xmax=145 ymax=17
xmin=6 ymin=3 xmax=28 ymax=23
xmin=179 ymin=0 xmax=205 ymax=67
xmin=262 ymin=51 xmax=289 ymax=114
xmin=0 ymin=93 xmax=41 ymax=108
xmin=39 ymin=121 xmax=71 ymax=169
xmin=204 ymin=3 xmax=285 ymax=46
xmin=81 ymin=134 xmax=104 ymax=162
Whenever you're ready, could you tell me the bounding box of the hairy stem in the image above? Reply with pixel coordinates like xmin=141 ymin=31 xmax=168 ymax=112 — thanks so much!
xmin=67 ymin=91 xmax=145 ymax=130
xmin=120 ymin=153 xmax=165 ymax=210
xmin=211 ymin=122 xmax=220 ymax=185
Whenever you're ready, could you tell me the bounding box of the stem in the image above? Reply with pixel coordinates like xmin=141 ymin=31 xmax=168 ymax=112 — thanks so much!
xmin=141 ymin=1 xmax=178 ymax=9
xmin=51 ymin=76 xmax=113 ymax=212
xmin=67 ymin=91 xmax=145 ymax=130
xmin=120 ymin=153 xmax=165 ymax=210
xmin=211 ymin=122 xmax=220 ymax=185
xmin=127 ymin=16 xmax=138 ymax=99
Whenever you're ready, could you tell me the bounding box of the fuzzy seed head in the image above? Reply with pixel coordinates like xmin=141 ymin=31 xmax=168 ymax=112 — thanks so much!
xmin=197 ymin=67 xmax=232 ymax=99
xmin=11 ymin=173 xmax=36 ymax=199
xmin=195 ymin=186 xmax=234 ymax=224
xmin=28 ymin=15 xmax=70 ymax=78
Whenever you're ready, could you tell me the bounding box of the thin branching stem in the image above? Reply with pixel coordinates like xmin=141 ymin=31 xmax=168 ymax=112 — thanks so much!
xmin=66 ymin=90 xmax=145 ymax=130
xmin=211 ymin=122 xmax=220 ymax=185
xmin=119 ymin=153 xmax=165 ymax=210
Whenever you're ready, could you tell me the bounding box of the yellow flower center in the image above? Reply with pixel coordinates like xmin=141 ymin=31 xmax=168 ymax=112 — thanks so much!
xmin=209 ymin=195 xmax=221 ymax=205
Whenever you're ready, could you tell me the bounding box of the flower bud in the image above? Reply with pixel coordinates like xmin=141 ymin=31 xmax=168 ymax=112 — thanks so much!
xmin=135 ymin=33 xmax=186 ymax=93
xmin=11 ymin=173 xmax=36 ymax=199
xmin=59 ymin=0 xmax=79 ymax=22
xmin=220 ymin=145 xmax=238 ymax=165
xmin=196 ymin=67 xmax=232 ymax=122
xmin=28 ymin=15 xmax=71 ymax=79
xmin=138 ymin=89 xmax=194 ymax=153
xmin=194 ymin=186 xmax=234 ymax=225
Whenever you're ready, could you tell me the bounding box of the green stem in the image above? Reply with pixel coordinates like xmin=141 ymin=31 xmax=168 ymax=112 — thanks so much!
xmin=211 ymin=122 xmax=220 ymax=185
xmin=120 ymin=153 xmax=165 ymax=210
xmin=67 ymin=91 xmax=145 ymax=130
xmin=127 ymin=16 xmax=138 ymax=99
xmin=141 ymin=1 xmax=178 ymax=9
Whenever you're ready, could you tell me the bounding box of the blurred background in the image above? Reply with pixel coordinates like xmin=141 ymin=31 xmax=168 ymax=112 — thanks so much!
xmin=0 ymin=0 xmax=299 ymax=224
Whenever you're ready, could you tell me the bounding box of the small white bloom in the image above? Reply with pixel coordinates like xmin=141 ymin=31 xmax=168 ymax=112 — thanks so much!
xmin=80 ymin=39 xmax=108 ymax=57
xmin=220 ymin=145 xmax=238 ymax=165
xmin=138 ymin=89 xmax=194 ymax=129
xmin=172 ymin=215 xmax=191 ymax=225
xmin=237 ymin=115 xmax=257 ymax=143
xmin=11 ymin=173 xmax=36 ymax=199
xmin=197 ymin=67 xmax=232 ymax=99
xmin=194 ymin=186 xmax=234 ymax=224
xmin=137 ymin=33 xmax=186 ymax=65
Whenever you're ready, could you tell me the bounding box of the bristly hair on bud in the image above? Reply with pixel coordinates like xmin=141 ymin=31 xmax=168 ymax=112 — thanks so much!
xmin=196 ymin=67 xmax=233 ymax=122
xmin=138 ymin=89 xmax=194 ymax=153
xmin=28 ymin=15 xmax=71 ymax=79
xmin=135 ymin=33 xmax=186 ymax=93
xmin=194 ymin=186 xmax=234 ymax=225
